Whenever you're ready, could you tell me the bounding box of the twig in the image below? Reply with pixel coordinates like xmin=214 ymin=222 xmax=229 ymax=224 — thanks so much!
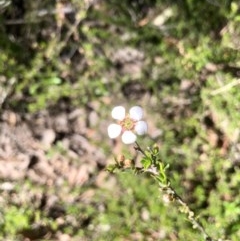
xmin=134 ymin=141 xmax=146 ymax=156
xmin=211 ymin=79 xmax=240 ymax=96
xmin=145 ymin=168 xmax=215 ymax=241
xmin=0 ymin=77 xmax=16 ymax=107
xmin=164 ymin=185 xmax=214 ymax=241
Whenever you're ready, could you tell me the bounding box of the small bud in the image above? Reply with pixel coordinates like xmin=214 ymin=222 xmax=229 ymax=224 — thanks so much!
xmin=162 ymin=193 xmax=175 ymax=204
xmin=188 ymin=211 xmax=194 ymax=219
xmin=123 ymin=158 xmax=134 ymax=168
xmin=152 ymin=144 xmax=159 ymax=154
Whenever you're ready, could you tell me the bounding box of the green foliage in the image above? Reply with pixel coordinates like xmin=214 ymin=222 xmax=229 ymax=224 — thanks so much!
xmin=0 ymin=206 xmax=30 ymax=238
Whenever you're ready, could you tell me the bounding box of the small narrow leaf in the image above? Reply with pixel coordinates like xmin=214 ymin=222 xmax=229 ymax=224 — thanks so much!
xmin=141 ymin=157 xmax=152 ymax=169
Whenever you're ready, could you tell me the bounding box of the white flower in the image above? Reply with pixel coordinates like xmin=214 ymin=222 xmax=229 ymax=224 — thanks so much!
xmin=108 ymin=106 xmax=147 ymax=144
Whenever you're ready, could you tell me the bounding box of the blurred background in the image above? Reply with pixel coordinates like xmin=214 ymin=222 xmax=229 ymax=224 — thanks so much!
xmin=0 ymin=0 xmax=240 ymax=240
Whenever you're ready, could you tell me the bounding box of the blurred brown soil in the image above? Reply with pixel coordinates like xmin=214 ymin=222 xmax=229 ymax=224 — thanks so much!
xmin=0 ymin=100 xmax=111 ymax=240
xmin=0 ymin=104 xmax=106 ymax=186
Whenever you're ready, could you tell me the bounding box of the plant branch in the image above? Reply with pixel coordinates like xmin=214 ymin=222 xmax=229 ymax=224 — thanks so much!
xmin=145 ymin=168 xmax=215 ymax=241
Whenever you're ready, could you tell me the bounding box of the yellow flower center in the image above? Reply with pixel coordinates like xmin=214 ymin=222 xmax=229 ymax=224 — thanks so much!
xmin=120 ymin=116 xmax=135 ymax=131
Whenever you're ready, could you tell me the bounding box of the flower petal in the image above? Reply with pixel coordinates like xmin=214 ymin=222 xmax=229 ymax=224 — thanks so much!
xmin=108 ymin=124 xmax=122 ymax=139
xmin=129 ymin=106 xmax=143 ymax=121
xmin=121 ymin=131 xmax=136 ymax=144
xmin=111 ymin=106 xmax=126 ymax=120
xmin=135 ymin=121 xmax=148 ymax=135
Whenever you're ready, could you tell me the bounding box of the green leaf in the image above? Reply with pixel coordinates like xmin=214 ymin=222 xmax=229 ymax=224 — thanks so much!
xmin=141 ymin=157 xmax=152 ymax=169
xmin=144 ymin=150 xmax=151 ymax=158
xmin=44 ymin=76 xmax=62 ymax=85
xmin=106 ymin=164 xmax=116 ymax=173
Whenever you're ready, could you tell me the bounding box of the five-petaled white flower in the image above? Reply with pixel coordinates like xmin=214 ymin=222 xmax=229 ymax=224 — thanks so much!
xmin=108 ymin=106 xmax=147 ymax=144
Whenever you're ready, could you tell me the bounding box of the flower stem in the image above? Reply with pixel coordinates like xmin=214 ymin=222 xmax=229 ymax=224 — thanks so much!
xmin=145 ymin=168 xmax=215 ymax=241
xmin=163 ymin=185 xmax=214 ymax=241
xmin=133 ymin=143 xmax=222 ymax=240
xmin=134 ymin=141 xmax=146 ymax=156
